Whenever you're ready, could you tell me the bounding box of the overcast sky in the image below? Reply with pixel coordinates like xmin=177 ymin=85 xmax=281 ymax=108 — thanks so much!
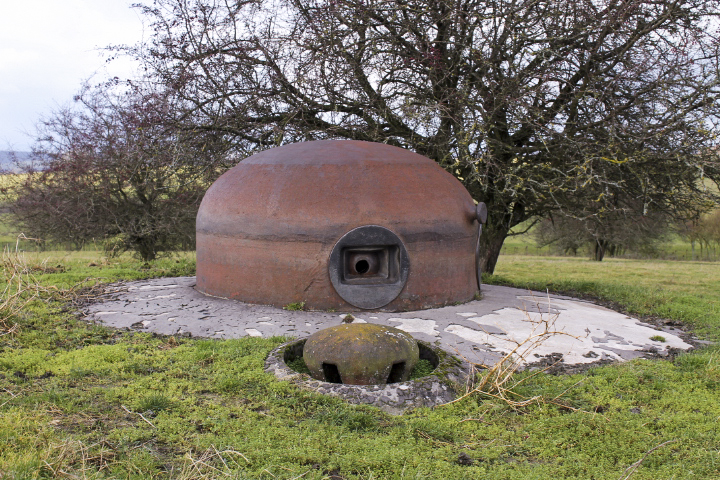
xmin=0 ymin=0 xmax=144 ymax=151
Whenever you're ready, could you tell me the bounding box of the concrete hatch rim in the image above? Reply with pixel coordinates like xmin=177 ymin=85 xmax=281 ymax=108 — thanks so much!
xmin=264 ymin=338 xmax=471 ymax=415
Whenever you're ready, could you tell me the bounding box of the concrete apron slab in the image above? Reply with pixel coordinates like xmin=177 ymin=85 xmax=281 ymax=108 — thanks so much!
xmin=84 ymin=276 xmax=692 ymax=367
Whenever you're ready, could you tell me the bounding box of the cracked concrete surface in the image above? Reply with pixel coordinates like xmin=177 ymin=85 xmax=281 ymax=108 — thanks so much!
xmin=84 ymin=276 xmax=693 ymax=366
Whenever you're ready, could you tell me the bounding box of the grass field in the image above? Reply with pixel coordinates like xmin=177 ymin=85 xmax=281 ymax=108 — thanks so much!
xmin=500 ymin=236 xmax=720 ymax=262
xmin=0 ymin=251 xmax=718 ymax=479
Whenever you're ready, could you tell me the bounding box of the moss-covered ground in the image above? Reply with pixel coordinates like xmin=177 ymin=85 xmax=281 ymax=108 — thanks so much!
xmin=0 ymin=252 xmax=718 ymax=479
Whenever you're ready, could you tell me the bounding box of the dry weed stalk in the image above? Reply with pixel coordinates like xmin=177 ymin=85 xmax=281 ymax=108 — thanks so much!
xmin=13 ymin=233 xmax=43 ymax=253
xmin=41 ymin=439 xmax=115 ymax=479
xmin=0 ymin=247 xmax=47 ymax=337
xmin=0 ymin=244 xmax=101 ymax=337
xmin=174 ymin=445 xmax=250 ymax=479
xmin=446 ymin=292 xmax=584 ymax=409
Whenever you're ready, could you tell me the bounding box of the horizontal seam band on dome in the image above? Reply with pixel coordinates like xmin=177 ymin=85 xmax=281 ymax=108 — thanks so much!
xmin=196 ymin=230 xmax=476 ymax=243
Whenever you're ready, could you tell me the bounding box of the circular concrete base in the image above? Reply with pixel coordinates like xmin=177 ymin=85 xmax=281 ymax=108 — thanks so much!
xmin=83 ymin=276 xmax=694 ymax=368
xmin=265 ymin=339 xmax=469 ymax=414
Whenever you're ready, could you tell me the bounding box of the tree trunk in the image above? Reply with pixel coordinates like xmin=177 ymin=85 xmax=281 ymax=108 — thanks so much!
xmin=478 ymin=222 xmax=509 ymax=275
xmin=135 ymin=237 xmax=158 ymax=262
xmin=594 ymin=239 xmax=608 ymax=261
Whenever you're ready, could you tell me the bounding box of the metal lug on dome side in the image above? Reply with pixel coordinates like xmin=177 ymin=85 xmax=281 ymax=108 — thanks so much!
xmin=476 ymin=202 xmax=488 ymax=224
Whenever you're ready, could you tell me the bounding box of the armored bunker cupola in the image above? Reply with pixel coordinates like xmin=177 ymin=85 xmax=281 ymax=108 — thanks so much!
xmin=196 ymin=140 xmax=484 ymax=311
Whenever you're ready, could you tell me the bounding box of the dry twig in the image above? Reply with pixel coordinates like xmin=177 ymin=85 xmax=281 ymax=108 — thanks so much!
xmin=1 ymin=386 xmax=20 ymax=408
xmin=120 ymin=404 xmax=156 ymax=428
xmin=618 ymin=439 xmax=677 ymax=480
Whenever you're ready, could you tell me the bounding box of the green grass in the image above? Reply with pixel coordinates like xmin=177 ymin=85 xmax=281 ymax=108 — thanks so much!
xmin=409 ymin=359 xmax=435 ymax=380
xmin=0 ymin=251 xmax=718 ymax=479
xmin=283 ymin=301 xmax=306 ymax=311
xmin=500 ymin=235 xmax=719 ymax=261
xmin=287 ymin=356 xmax=312 ymax=375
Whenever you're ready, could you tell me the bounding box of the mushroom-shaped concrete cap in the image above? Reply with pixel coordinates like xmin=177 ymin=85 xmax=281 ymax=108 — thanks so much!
xmin=303 ymin=323 xmax=420 ymax=385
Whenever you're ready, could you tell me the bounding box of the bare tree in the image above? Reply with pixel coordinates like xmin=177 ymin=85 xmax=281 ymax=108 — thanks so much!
xmin=128 ymin=0 xmax=720 ymax=272
xmin=4 ymin=84 xmax=227 ymax=261
xmin=534 ymin=207 xmax=670 ymax=261
xmin=679 ymin=209 xmax=720 ymax=260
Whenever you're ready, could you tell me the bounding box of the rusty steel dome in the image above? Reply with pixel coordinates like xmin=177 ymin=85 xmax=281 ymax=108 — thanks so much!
xmin=196 ymin=140 xmax=482 ymax=311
